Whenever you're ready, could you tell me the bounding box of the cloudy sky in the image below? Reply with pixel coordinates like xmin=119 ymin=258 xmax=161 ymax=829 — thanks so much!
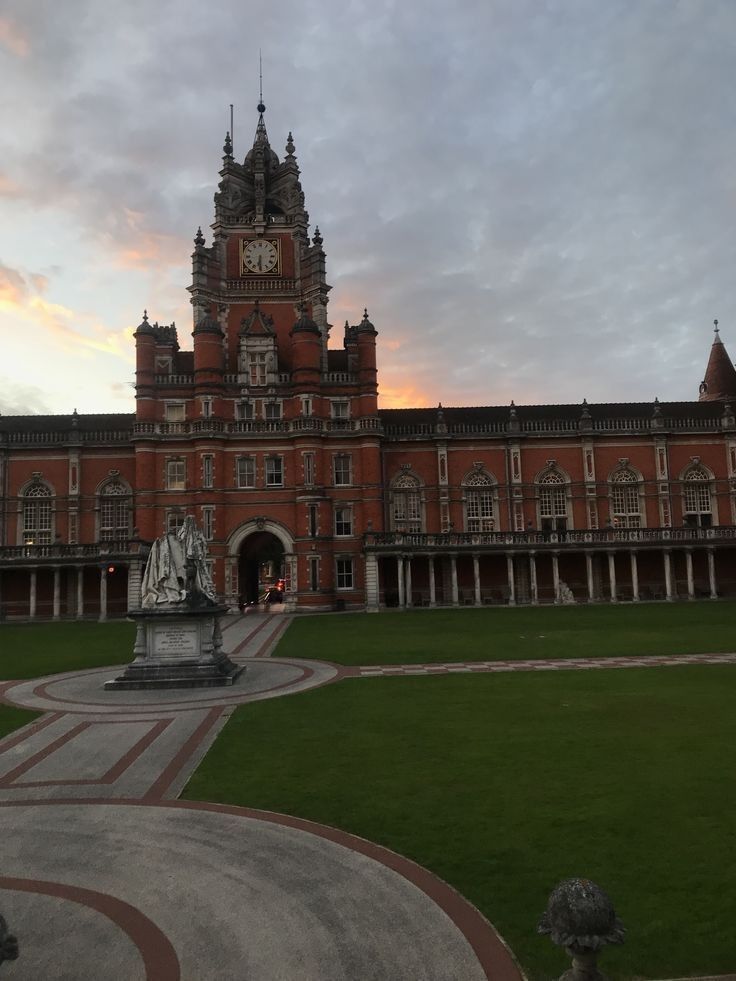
xmin=1 ymin=0 xmax=734 ymax=415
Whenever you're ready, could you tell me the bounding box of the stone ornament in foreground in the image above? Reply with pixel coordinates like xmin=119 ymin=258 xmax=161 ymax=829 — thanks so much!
xmin=538 ymin=877 xmax=625 ymax=981
xmin=106 ymin=517 xmax=243 ymax=690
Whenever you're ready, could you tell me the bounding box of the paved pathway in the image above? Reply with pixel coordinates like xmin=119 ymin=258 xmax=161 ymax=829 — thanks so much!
xmin=0 ymin=613 xmax=520 ymax=981
xmin=353 ymin=651 xmax=736 ymax=677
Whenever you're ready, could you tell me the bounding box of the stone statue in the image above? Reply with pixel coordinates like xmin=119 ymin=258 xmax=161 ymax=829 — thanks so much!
xmin=140 ymin=516 xmax=217 ymax=610
xmin=106 ymin=516 xmax=242 ymax=690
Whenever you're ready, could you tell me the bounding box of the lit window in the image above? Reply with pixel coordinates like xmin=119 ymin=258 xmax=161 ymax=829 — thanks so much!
xmin=610 ymin=469 xmax=641 ymax=527
xmin=165 ymin=403 xmax=185 ymax=423
xmin=249 ymin=353 xmax=267 ymax=386
xmin=99 ymin=480 xmax=130 ymax=541
xmin=202 ymin=455 xmax=214 ymax=489
xmin=335 ymin=507 xmax=353 ymax=537
xmin=333 ymin=454 xmax=352 ymax=486
xmin=166 ymin=459 xmax=186 ymax=490
xmin=266 ymin=457 xmax=283 ymax=487
xmin=236 ymin=457 xmax=256 ymax=488
xmin=22 ymin=483 xmax=53 ymax=545
xmin=336 ymin=557 xmax=354 ymax=590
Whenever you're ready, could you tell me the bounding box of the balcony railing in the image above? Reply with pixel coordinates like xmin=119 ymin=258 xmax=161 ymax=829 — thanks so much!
xmin=364 ymin=526 xmax=736 ymax=550
xmin=0 ymin=539 xmax=140 ymax=564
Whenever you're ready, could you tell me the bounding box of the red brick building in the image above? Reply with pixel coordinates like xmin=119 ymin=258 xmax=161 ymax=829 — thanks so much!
xmin=2 ymin=105 xmax=736 ymax=619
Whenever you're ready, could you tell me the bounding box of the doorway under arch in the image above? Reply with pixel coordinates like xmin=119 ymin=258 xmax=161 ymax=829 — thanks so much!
xmin=238 ymin=530 xmax=286 ymax=606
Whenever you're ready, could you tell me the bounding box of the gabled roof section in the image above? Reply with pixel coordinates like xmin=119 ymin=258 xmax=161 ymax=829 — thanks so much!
xmin=699 ymin=321 xmax=736 ymax=401
xmin=239 ymin=301 xmax=275 ymax=337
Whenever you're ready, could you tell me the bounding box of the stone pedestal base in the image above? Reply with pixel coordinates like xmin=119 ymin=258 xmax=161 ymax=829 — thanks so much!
xmin=105 ymin=606 xmax=243 ymax=690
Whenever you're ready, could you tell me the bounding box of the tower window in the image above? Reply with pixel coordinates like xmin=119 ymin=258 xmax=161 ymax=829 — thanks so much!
xmin=265 ymin=456 xmax=284 ymax=487
xmin=166 ymin=459 xmax=186 ymax=490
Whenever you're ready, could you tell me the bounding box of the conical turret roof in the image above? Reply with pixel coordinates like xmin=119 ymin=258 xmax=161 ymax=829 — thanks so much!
xmin=699 ymin=320 xmax=736 ymax=401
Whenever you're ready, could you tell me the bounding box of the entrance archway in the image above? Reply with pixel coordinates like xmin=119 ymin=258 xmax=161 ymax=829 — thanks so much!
xmin=238 ymin=531 xmax=286 ymax=606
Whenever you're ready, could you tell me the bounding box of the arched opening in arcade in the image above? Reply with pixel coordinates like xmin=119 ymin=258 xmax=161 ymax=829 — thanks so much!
xmin=238 ymin=531 xmax=287 ymax=608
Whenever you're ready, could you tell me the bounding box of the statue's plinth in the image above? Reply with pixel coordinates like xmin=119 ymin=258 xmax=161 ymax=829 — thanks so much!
xmin=105 ymin=605 xmax=243 ymax=690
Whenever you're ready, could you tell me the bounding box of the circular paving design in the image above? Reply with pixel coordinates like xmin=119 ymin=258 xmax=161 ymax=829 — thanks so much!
xmin=1 ymin=657 xmax=338 ymax=715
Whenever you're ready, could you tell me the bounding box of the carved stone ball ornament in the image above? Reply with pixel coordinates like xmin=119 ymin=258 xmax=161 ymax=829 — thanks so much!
xmin=538 ymin=878 xmax=624 ymax=952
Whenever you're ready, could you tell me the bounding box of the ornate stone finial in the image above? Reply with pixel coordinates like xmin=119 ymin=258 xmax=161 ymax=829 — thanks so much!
xmin=714 ymin=318 xmax=720 ymax=335
xmin=538 ymin=878 xmax=624 ymax=981
xmin=312 ymin=225 xmax=323 ymax=247
xmin=509 ymin=400 xmax=517 ymax=419
xmin=223 ymin=131 xmax=233 ymax=158
xmin=285 ymin=131 xmax=295 ymax=157
xmin=194 ymin=227 xmax=205 ymax=247
xmin=652 ymin=396 xmax=662 ymax=416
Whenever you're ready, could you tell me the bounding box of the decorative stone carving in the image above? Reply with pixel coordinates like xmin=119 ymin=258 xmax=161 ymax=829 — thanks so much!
xmin=538 ymin=878 xmax=624 ymax=981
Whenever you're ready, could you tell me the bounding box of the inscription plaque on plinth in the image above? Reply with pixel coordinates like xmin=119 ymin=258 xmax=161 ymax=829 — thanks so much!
xmin=152 ymin=625 xmax=199 ymax=657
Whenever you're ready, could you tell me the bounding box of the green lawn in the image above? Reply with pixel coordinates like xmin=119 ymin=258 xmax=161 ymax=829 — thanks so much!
xmin=278 ymin=601 xmax=736 ymax=665
xmin=0 ymin=622 xmax=135 ymax=679
xmin=183 ymin=665 xmax=736 ymax=980
xmin=0 ymin=704 xmax=41 ymax=738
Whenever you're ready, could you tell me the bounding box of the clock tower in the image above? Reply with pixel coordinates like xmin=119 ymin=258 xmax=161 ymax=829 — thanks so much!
xmin=189 ymin=100 xmax=331 ymax=373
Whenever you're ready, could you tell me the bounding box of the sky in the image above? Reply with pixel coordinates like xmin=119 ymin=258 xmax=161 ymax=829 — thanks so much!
xmin=1 ymin=0 xmax=735 ymax=416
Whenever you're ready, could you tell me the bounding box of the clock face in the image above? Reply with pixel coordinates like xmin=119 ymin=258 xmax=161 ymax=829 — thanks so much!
xmin=242 ymin=239 xmax=279 ymax=274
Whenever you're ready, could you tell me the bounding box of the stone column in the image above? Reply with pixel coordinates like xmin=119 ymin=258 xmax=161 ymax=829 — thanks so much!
xmin=473 ymin=554 xmax=481 ymax=606
xmin=608 ymin=552 xmax=617 ymax=603
xmin=428 ymin=555 xmax=436 ymax=608
xmin=450 ymin=554 xmax=459 ymax=606
xmin=76 ymin=566 xmax=84 ymax=618
xmin=364 ymin=552 xmax=380 ymax=612
xmin=529 ymin=552 xmax=538 ymax=605
xmin=585 ymin=552 xmax=595 ymax=602
xmin=396 ymin=555 xmax=405 ymax=608
xmin=685 ymin=549 xmax=695 ymax=601
xmin=506 ymin=553 xmax=516 ymax=606
xmin=663 ymin=549 xmax=674 ymax=601
xmin=53 ymin=566 xmax=61 ymax=620
xmin=99 ymin=565 xmax=108 ymax=622
xmin=29 ymin=568 xmax=37 ymax=620
xmin=707 ymin=548 xmax=717 ymax=599
xmin=405 ymin=556 xmax=413 ymax=608
xmin=551 ymin=552 xmax=560 ymax=604
xmin=630 ymin=550 xmax=639 ymax=602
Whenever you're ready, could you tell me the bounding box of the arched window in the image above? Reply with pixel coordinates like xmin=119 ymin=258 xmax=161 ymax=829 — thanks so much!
xmin=538 ymin=470 xmax=568 ymax=531
xmin=463 ymin=471 xmax=495 ymax=532
xmin=391 ymin=473 xmax=422 ymax=533
xmin=683 ymin=466 xmax=712 ymax=528
xmin=22 ymin=483 xmax=53 ymax=545
xmin=99 ymin=479 xmax=131 ymax=541
xmin=610 ymin=469 xmax=641 ymax=527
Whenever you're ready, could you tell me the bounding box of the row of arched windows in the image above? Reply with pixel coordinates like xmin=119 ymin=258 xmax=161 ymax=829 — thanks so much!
xmin=19 ymin=479 xmax=132 ymax=546
xmin=389 ymin=465 xmax=717 ymax=533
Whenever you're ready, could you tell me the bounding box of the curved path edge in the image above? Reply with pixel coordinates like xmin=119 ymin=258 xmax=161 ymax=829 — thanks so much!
xmin=0 ymin=796 xmax=525 ymax=981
